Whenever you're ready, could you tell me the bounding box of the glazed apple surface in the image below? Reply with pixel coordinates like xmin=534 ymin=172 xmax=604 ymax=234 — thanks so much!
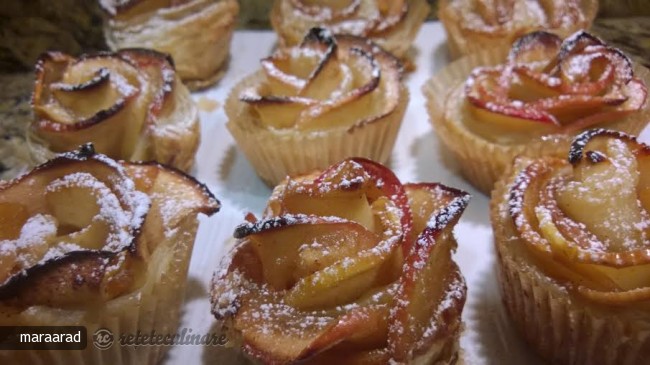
xmin=505 ymin=129 xmax=650 ymax=303
xmin=30 ymin=49 xmax=200 ymax=171
xmin=211 ymin=158 xmax=470 ymax=364
xmin=240 ymin=27 xmax=403 ymax=132
xmin=0 ymin=144 xmax=219 ymax=308
xmin=465 ymin=31 xmax=648 ymax=138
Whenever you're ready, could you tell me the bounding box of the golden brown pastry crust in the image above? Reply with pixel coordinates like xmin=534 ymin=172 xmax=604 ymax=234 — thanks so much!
xmin=211 ymin=158 xmax=469 ymax=364
xmin=438 ymin=0 xmax=598 ymax=59
xmin=29 ymin=49 xmax=200 ymax=172
xmin=227 ymin=28 xmax=408 ymax=186
xmin=271 ymin=0 xmax=430 ymax=59
xmin=492 ymin=129 xmax=650 ymax=365
xmin=424 ymin=31 xmax=650 ymax=194
xmin=0 ymin=144 xmax=219 ymax=365
xmin=101 ymin=0 xmax=239 ymax=90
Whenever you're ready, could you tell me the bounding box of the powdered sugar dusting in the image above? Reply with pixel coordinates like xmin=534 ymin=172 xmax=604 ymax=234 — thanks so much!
xmin=46 ymin=172 xmax=146 ymax=251
xmin=425 ymin=193 xmax=471 ymax=232
xmin=12 ymin=214 xmax=57 ymax=267
xmin=212 ymin=161 xmax=471 ymax=361
xmin=39 ymin=242 xmax=84 ymax=264
xmin=506 ymin=133 xmax=650 ymax=270
xmin=464 ymin=30 xmax=645 ymax=133
xmin=0 ymin=153 xmax=153 ymax=282
xmin=452 ymin=0 xmax=586 ymax=33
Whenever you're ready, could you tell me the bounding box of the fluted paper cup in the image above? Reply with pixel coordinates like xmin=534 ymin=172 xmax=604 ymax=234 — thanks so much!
xmin=226 ymin=71 xmax=409 ymax=187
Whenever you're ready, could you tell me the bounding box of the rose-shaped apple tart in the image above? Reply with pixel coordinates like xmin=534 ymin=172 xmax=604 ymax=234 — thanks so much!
xmin=270 ymin=0 xmax=430 ymax=59
xmin=438 ymin=0 xmax=598 ymax=59
xmin=211 ymin=158 xmax=470 ymax=364
xmin=101 ymin=0 xmax=239 ymax=90
xmin=0 ymin=144 xmax=219 ymax=365
xmin=227 ymin=28 xmax=408 ymax=186
xmin=492 ymin=129 xmax=650 ymax=365
xmin=29 ymin=49 xmax=200 ymax=172
xmin=425 ymin=30 xmax=650 ymax=194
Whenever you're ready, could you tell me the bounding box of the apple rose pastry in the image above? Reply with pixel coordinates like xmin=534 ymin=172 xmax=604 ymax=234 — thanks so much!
xmin=492 ymin=128 xmax=650 ymax=365
xmin=227 ymin=28 xmax=408 ymax=186
xmin=0 ymin=144 xmax=219 ymax=365
xmin=438 ymin=0 xmax=598 ymax=59
xmin=29 ymin=49 xmax=200 ymax=172
xmin=425 ymin=30 xmax=650 ymax=194
xmin=211 ymin=158 xmax=470 ymax=364
xmin=101 ymin=0 xmax=239 ymax=90
xmin=270 ymin=0 xmax=430 ymax=59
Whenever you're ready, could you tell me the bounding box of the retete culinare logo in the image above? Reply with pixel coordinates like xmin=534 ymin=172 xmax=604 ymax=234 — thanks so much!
xmin=92 ymin=328 xmax=228 ymax=349
xmin=92 ymin=328 xmax=114 ymax=350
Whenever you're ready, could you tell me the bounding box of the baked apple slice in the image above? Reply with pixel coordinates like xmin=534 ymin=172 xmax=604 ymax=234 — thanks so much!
xmin=214 ymin=247 xmax=390 ymax=362
xmin=464 ymin=30 xmax=648 ymax=134
xmin=466 ymin=67 xmax=560 ymax=131
xmin=260 ymin=27 xmax=340 ymax=97
xmin=508 ymin=129 xmax=650 ymax=304
xmin=388 ymin=184 xmax=469 ymax=361
xmin=557 ymin=140 xmax=646 ymax=251
xmin=285 ymin=196 xmax=403 ymax=310
xmin=241 ymin=27 xmax=402 ymax=132
xmin=30 ymin=48 xmax=198 ymax=171
xmin=212 ymin=158 xmax=469 ymax=363
xmin=243 ymin=27 xmax=370 ymax=130
xmin=239 ymin=93 xmax=315 ymax=129
xmin=233 ymin=214 xmax=380 ymax=290
xmin=507 ymin=158 xmax=618 ymax=289
xmin=509 ymin=66 xmax=563 ymax=101
xmin=507 ymin=31 xmax=562 ymax=65
xmin=558 ymin=31 xmax=611 ymax=64
xmin=289 ymin=0 xmax=362 ymax=21
xmin=0 ymin=143 xmax=219 ymax=307
xmin=269 ymin=158 xmax=414 ymax=251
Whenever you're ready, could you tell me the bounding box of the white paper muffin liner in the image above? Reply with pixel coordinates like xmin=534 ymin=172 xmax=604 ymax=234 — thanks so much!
xmin=226 ymin=71 xmax=409 ymax=187
xmin=0 ymin=218 xmax=201 ymax=365
xmin=491 ymin=163 xmax=650 ymax=365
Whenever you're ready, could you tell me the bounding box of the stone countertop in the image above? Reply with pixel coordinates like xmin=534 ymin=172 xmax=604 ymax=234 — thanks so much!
xmin=592 ymin=17 xmax=650 ymax=69
xmin=0 ymin=73 xmax=33 ymax=180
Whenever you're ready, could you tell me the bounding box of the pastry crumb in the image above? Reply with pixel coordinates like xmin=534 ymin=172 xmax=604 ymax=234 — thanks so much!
xmin=197 ymin=97 xmax=220 ymax=112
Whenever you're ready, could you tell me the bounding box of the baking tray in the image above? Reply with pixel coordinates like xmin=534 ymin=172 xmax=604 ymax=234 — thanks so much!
xmin=164 ymin=22 xmax=650 ymax=364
